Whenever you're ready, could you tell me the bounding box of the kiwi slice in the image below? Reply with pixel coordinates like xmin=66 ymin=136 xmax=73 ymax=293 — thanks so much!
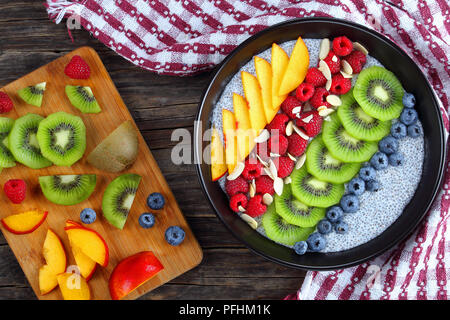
xmin=322 ymin=113 xmax=378 ymax=163
xmin=102 ymin=173 xmax=142 ymax=229
xmin=306 ymin=135 xmax=361 ymax=184
xmin=337 ymin=90 xmax=391 ymax=141
xmin=65 ymin=86 xmax=101 ymax=114
xmin=8 ymin=113 xmax=52 ymax=169
xmin=262 ymin=202 xmax=314 ymax=246
xmin=353 ymin=66 xmax=404 ymax=121
xmin=37 ymin=112 xmax=86 ymax=167
xmin=275 ymin=185 xmax=325 ymax=228
xmin=291 ymin=166 xmax=345 ymax=208
xmin=0 ymin=117 xmax=16 ymax=168
xmin=39 ymin=174 xmax=97 ymax=205
xmin=18 ymin=82 xmax=46 ymax=107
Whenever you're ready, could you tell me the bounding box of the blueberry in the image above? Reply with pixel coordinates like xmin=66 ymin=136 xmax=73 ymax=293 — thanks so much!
xmin=366 ymin=179 xmax=380 ymax=192
xmin=335 ymin=221 xmax=349 ymax=234
xmin=293 ymin=241 xmax=308 ymax=255
xmin=390 ymin=122 xmax=407 ymax=139
xmin=165 ymin=226 xmax=185 ymax=246
xmin=306 ymin=232 xmax=326 ymax=252
xmin=370 ymin=152 xmax=389 ymax=170
xmin=359 ymin=165 xmax=376 ymax=182
xmin=147 ymin=192 xmax=165 ymax=210
xmin=340 ymin=194 xmax=360 ymax=213
xmin=402 ymin=92 xmax=416 ymax=108
xmin=407 ymin=123 xmax=422 ymax=138
xmin=378 ymin=136 xmax=398 ymax=155
xmin=348 ymin=177 xmax=365 ymax=196
xmin=139 ymin=213 xmax=155 ymax=229
xmin=317 ymin=219 xmax=333 ymax=234
xmin=80 ymin=208 xmax=96 ymax=224
xmin=326 ymin=206 xmax=343 ymax=223
xmin=400 ymin=108 xmax=418 ymax=126
xmin=388 ymin=152 xmax=404 ymax=167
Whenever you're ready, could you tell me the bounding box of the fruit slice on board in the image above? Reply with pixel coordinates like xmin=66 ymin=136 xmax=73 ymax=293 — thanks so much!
xmin=0 ymin=117 xmax=16 ymax=168
xmin=222 ymin=109 xmax=238 ymax=174
xmin=279 ymin=36 xmax=309 ymax=96
xmin=64 ymin=226 xmax=109 ymax=267
xmin=1 ymin=209 xmax=48 ymax=235
xmin=65 ymin=85 xmax=101 ymax=114
xmin=57 ymin=273 xmax=91 ymax=300
xmin=271 ymin=43 xmax=289 ymax=110
xmin=39 ymin=229 xmax=67 ymax=295
xmin=210 ymin=126 xmax=227 ymax=181
xmin=241 ymin=71 xmax=267 ymax=135
xmin=39 ymin=174 xmax=97 ymax=206
xmin=233 ymin=93 xmax=255 ymax=161
xmin=254 ymin=56 xmax=277 ymax=123
xmin=18 ymin=82 xmax=46 ymax=107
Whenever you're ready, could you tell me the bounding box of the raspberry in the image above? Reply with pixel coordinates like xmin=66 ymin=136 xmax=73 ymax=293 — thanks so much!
xmin=344 ymin=50 xmax=367 ymax=74
xmin=256 ymin=142 xmax=270 ymax=162
xmin=3 ymin=179 xmax=26 ymax=204
xmin=295 ymin=83 xmax=315 ymax=102
xmin=242 ymin=159 xmax=263 ymax=180
xmin=297 ymin=111 xmax=323 ymax=137
xmin=330 ymin=73 xmax=352 ymax=95
xmin=64 ymin=55 xmax=91 ymax=79
xmin=287 ymin=134 xmax=308 ymax=157
xmin=305 ymin=67 xmax=327 ymax=87
xmin=246 ymin=194 xmax=267 ymax=217
xmin=332 ymin=36 xmax=353 ymax=57
xmin=268 ymin=133 xmax=288 ymax=155
xmin=310 ymin=87 xmax=331 ymax=109
xmin=281 ymin=96 xmax=302 ymax=120
xmin=0 ymin=92 xmax=13 ymax=114
xmin=266 ymin=113 xmax=289 ymax=135
xmin=323 ymin=51 xmax=341 ymax=74
xmin=255 ymin=175 xmax=275 ymax=195
xmin=273 ymin=156 xmax=295 ymax=179
xmin=225 ymin=176 xmax=249 ymax=196
xmin=229 ymin=193 xmax=248 ymax=213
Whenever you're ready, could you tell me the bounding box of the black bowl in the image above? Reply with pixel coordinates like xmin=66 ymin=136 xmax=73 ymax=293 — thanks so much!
xmin=194 ymin=18 xmax=446 ymax=270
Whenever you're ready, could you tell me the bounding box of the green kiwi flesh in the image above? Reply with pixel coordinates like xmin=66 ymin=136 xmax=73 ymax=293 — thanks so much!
xmin=8 ymin=113 xmax=52 ymax=169
xmin=39 ymin=174 xmax=97 ymax=205
xmin=353 ymin=66 xmax=404 ymax=121
xmin=65 ymin=85 xmax=101 ymax=114
xmin=102 ymin=173 xmax=142 ymax=229
xmin=0 ymin=117 xmax=16 ymax=168
xmin=262 ymin=202 xmax=314 ymax=246
xmin=322 ymin=113 xmax=378 ymax=163
xmin=18 ymin=82 xmax=46 ymax=107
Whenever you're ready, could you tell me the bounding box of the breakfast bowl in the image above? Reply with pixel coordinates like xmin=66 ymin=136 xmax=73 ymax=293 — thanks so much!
xmin=194 ymin=17 xmax=446 ymax=270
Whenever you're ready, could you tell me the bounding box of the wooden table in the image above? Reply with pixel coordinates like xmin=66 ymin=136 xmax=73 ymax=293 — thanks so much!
xmin=0 ymin=1 xmax=306 ymax=300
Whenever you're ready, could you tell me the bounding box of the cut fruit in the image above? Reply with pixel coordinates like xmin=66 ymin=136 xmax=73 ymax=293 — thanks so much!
xmin=8 ymin=113 xmax=52 ymax=169
xmin=353 ymin=66 xmax=404 ymax=121
xmin=254 ymin=56 xmax=277 ymax=123
xmin=222 ymin=109 xmax=238 ymax=174
xmin=271 ymin=43 xmax=289 ymax=110
xmin=57 ymin=273 xmax=91 ymax=300
xmin=65 ymin=226 xmax=109 ymax=267
xmin=39 ymin=229 xmax=67 ymax=295
xmin=210 ymin=126 xmax=227 ymax=181
xmin=17 ymin=82 xmax=46 ymax=107
xmin=233 ymin=93 xmax=255 ymax=160
xmin=101 ymin=173 xmax=141 ymax=229
xmin=338 ymin=89 xmax=391 ymax=141
xmin=87 ymin=121 xmax=139 ymax=173
xmin=291 ymin=166 xmax=345 ymax=208
xmin=39 ymin=174 xmax=97 ymax=206
xmin=1 ymin=209 xmax=48 ymax=235
xmin=322 ymin=113 xmax=378 ymax=163
xmin=279 ymin=36 xmax=309 ymax=96
xmin=262 ymin=202 xmax=314 ymax=246
xmin=241 ymin=71 xmax=267 ymax=135
xmin=305 ymin=135 xmax=361 ymax=184
xmin=70 ymin=244 xmax=97 ymax=281
xmin=65 ymin=85 xmax=101 ymax=114
xmin=37 ymin=112 xmax=86 ymax=166
xmin=0 ymin=117 xmax=16 ymax=168
xmin=275 ymin=185 xmax=325 ymax=228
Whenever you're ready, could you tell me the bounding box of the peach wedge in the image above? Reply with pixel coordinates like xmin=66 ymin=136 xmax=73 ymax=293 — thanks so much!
xmin=254 ymin=56 xmax=277 ymax=123
xmin=64 ymin=226 xmax=109 ymax=267
xmin=241 ymin=71 xmax=267 ymax=135
xmin=1 ymin=209 xmax=48 ymax=235
xmin=210 ymin=126 xmax=227 ymax=181
xmin=222 ymin=109 xmax=238 ymax=174
xmin=271 ymin=43 xmax=289 ymax=110
xmin=233 ymin=93 xmax=255 ymax=161
xmin=57 ymin=273 xmax=91 ymax=300
xmin=278 ymin=36 xmax=309 ymax=96
xmin=39 ymin=229 xmax=67 ymax=295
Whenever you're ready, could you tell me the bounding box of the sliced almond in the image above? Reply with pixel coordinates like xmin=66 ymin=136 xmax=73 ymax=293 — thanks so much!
xmin=326 ymin=94 xmax=342 ymax=107
xmin=254 ymin=129 xmax=270 ymax=143
xmin=286 ymin=121 xmax=294 ymax=136
xmin=340 ymin=70 xmax=353 ymax=79
xmin=331 ymin=55 xmax=338 ymax=63
xmin=241 ymin=214 xmax=258 ymax=229
xmin=302 ymin=114 xmax=313 ymax=123
xmin=264 ymin=167 xmax=274 ymax=180
xmin=324 ymin=115 xmax=332 ymax=122
xmin=318 ymin=60 xmax=332 ymax=80
xmin=325 ymin=78 xmax=332 ymax=91
xmin=238 ymin=205 xmax=246 ymax=213
xmin=269 ymin=159 xmax=278 ymax=179
xmin=262 ymin=193 xmax=273 ymax=206
xmin=317 ymin=105 xmax=328 ymax=113
xmin=319 ymin=107 xmax=335 ymax=117
xmin=249 ymin=180 xmax=256 ymax=198
xmin=295 ymin=154 xmax=306 ymax=170
xmin=293 ymin=125 xmax=310 ymax=140
xmin=284 ymin=176 xmax=292 ymax=184
xmin=353 ymin=41 xmax=368 ymax=55
xmin=292 ymin=106 xmax=302 ymax=115
xmin=274 ymin=177 xmax=284 ymax=196
xmin=227 ymin=162 xmax=245 ymax=180
xmin=287 ymin=153 xmax=297 ymax=162
xmin=256 ymin=154 xmax=268 ymax=167
xmin=341 ymin=60 xmax=353 ymax=75
xmin=270 ymin=152 xmax=280 ymax=158
xmin=319 ymin=38 xmax=330 ymax=60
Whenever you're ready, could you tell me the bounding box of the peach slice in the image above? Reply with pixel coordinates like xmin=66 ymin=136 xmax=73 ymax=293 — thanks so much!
xmin=64 ymin=226 xmax=109 ymax=267
xmin=233 ymin=93 xmax=255 ymax=160
xmin=254 ymin=56 xmax=277 ymax=123
xmin=241 ymin=71 xmax=267 ymax=135
xmin=39 ymin=229 xmax=67 ymax=295
xmin=278 ymin=36 xmax=309 ymax=95
xmin=222 ymin=109 xmax=238 ymax=174
xmin=271 ymin=43 xmax=289 ymax=110
xmin=1 ymin=210 xmax=48 ymax=235
xmin=109 ymin=251 xmax=164 ymax=300
xmin=57 ymin=273 xmax=91 ymax=300
xmin=210 ymin=127 xmax=227 ymax=181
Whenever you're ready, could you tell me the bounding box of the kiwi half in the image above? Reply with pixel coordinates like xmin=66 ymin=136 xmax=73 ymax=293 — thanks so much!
xmin=291 ymin=166 xmax=345 ymax=208
xmin=39 ymin=174 xmax=97 ymax=205
xmin=37 ymin=111 xmax=86 ymax=167
xmin=353 ymin=66 xmax=404 ymax=121
xmin=8 ymin=113 xmax=52 ymax=169
xmin=0 ymin=117 xmax=16 ymax=168
xmin=322 ymin=113 xmax=378 ymax=163
xmin=262 ymin=202 xmax=314 ymax=246
xmin=102 ymin=173 xmax=142 ymax=229
xmin=65 ymin=85 xmax=101 ymax=114
xmin=306 ymin=135 xmax=361 ymax=184
xmin=18 ymin=82 xmax=46 ymax=107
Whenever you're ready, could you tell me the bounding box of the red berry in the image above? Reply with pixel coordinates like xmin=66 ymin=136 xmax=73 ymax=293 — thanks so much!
xmin=0 ymin=92 xmax=13 ymax=114
xmin=246 ymin=194 xmax=267 ymax=217
xmin=281 ymin=96 xmax=302 ymax=120
xmin=273 ymin=156 xmax=295 ymax=179
xmin=305 ymin=67 xmax=327 ymax=87
xmin=287 ymin=134 xmax=308 ymax=157
xmin=330 ymin=74 xmax=352 ymax=95
xmin=255 ymin=175 xmax=275 ymax=195
xmin=266 ymin=113 xmax=289 ymax=135
xmin=256 ymin=142 xmax=270 ymax=163
xmin=225 ymin=176 xmax=249 ymax=197
xmin=323 ymin=51 xmax=341 ymax=74
xmin=344 ymin=50 xmax=367 ymax=74
xmin=310 ymin=87 xmax=331 ymax=109
xmin=229 ymin=193 xmax=248 ymax=213
xmin=242 ymin=159 xmax=263 ymax=180
xmin=297 ymin=111 xmax=323 ymax=137
xmin=64 ymin=55 xmax=91 ymax=79
xmin=268 ymin=133 xmax=288 ymax=155
xmin=332 ymin=36 xmax=353 ymax=57
xmin=295 ymin=83 xmax=315 ymax=102
xmin=4 ymin=179 xmax=26 ymax=204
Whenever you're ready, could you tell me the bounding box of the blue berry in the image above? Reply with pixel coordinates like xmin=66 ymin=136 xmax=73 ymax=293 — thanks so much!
xmin=340 ymin=194 xmax=360 ymax=213
xmin=359 ymin=165 xmax=376 ymax=182
xmin=407 ymin=123 xmax=422 ymax=138
xmin=165 ymin=226 xmax=185 ymax=246
xmin=326 ymin=206 xmax=343 ymax=223
xmin=390 ymin=122 xmax=407 ymax=139
xmin=388 ymin=152 xmax=404 ymax=166
xmin=370 ymin=152 xmax=389 ymax=170
xmin=147 ymin=192 xmax=165 ymax=210
xmin=400 ymin=108 xmax=418 ymax=126
xmin=348 ymin=177 xmax=365 ymax=196
xmin=306 ymin=232 xmax=326 ymax=252
xmin=335 ymin=221 xmax=349 ymax=234
xmin=402 ymin=92 xmax=416 ymax=108
xmin=293 ymin=241 xmax=308 ymax=255
xmin=80 ymin=208 xmax=96 ymax=224
xmin=139 ymin=213 xmax=155 ymax=228
xmin=378 ymin=136 xmax=398 ymax=155
xmin=317 ymin=219 xmax=333 ymax=234
xmin=366 ymin=179 xmax=380 ymax=192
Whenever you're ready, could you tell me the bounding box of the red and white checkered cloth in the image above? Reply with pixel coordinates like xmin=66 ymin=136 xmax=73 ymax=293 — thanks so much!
xmin=46 ymin=0 xmax=450 ymax=299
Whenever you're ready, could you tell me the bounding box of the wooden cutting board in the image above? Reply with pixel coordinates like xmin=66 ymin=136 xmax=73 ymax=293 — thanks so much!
xmin=0 ymin=47 xmax=203 ymax=300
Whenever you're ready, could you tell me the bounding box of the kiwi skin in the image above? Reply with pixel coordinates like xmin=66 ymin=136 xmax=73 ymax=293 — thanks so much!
xmin=39 ymin=174 xmax=97 ymax=206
